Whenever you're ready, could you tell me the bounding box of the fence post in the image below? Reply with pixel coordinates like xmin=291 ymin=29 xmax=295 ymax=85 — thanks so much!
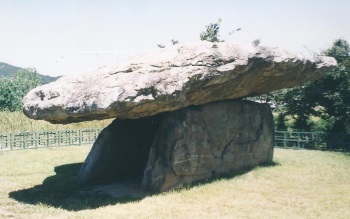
xmin=46 ymin=132 xmax=49 ymax=148
xmin=283 ymin=132 xmax=286 ymax=148
xmin=35 ymin=132 xmax=38 ymax=149
xmin=23 ymin=133 xmax=27 ymax=149
xmin=57 ymin=131 xmax=60 ymax=147
xmin=78 ymin=130 xmax=82 ymax=146
xmin=10 ymin=134 xmax=13 ymax=150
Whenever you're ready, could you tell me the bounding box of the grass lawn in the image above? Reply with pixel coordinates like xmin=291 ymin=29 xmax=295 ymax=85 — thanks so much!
xmin=0 ymin=146 xmax=349 ymax=218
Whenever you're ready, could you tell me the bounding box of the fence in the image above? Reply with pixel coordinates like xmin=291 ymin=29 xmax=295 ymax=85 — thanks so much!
xmin=275 ymin=131 xmax=350 ymax=151
xmin=0 ymin=128 xmax=102 ymax=151
xmin=1 ymin=129 xmax=349 ymax=151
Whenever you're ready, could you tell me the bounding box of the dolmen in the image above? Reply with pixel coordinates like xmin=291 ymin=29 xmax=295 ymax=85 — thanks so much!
xmin=23 ymin=42 xmax=336 ymax=193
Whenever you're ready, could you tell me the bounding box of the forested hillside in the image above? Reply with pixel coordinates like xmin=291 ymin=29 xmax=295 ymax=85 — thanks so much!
xmin=0 ymin=63 xmax=61 ymax=111
xmin=0 ymin=62 xmax=60 ymax=84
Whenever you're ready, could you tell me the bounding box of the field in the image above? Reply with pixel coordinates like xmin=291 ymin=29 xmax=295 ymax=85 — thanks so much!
xmin=0 ymin=111 xmax=113 ymax=133
xmin=0 ymin=147 xmax=349 ymax=218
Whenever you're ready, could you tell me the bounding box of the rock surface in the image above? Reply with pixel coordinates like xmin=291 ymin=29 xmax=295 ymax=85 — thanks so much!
xmin=23 ymin=42 xmax=336 ymax=124
xmin=78 ymin=100 xmax=274 ymax=193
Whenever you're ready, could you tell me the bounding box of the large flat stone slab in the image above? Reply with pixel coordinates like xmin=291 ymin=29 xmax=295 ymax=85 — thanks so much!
xmin=23 ymin=42 xmax=336 ymax=124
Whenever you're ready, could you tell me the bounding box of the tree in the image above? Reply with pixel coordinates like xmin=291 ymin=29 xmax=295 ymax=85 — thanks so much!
xmin=0 ymin=68 xmax=41 ymax=111
xmin=200 ymin=18 xmax=222 ymax=43
xmin=314 ymin=39 xmax=350 ymax=132
xmin=272 ymin=86 xmax=317 ymax=131
xmin=252 ymin=39 xmax=261 ymax=46
xmin=273 ymin=39 xmax=350 ymax=133
xmin=200 ymin=19 xmax=241 ymax=43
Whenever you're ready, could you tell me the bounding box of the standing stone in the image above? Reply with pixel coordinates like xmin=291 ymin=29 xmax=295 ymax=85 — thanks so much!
xmin=142 ymin=100 xmax=274 ymax=192
xmin=78 ymin=100 xmax=274 ymax=193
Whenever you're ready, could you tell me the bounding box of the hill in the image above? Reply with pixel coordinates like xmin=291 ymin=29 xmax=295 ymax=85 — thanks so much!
xmin=0 ymin=62 xmax=60 ymax=84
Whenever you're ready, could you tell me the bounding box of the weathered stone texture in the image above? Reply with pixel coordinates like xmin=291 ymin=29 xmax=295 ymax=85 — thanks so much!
xmin=142 ymin=100 xmax=274 ymax=192
xmin=78 ymin=100 xmax=274 ymax=192
xmin=23 ymin=42 xmax=336 ymax=124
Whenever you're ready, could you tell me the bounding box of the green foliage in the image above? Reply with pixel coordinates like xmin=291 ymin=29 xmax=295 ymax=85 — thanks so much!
xmin=315 ymin=39 xmax=350 ymax=132
xmin=274 ymin=113 xmax=287 ymax=130
xmin=273 ymin=39 xmax=350 ymax=133
xmin=200 ymin=18 xmax=222 ymax=43
xmin=200 ymin=19 xmax=241 ymax=43
xmin=324 ymin=39 xmax=350 ymax=62
xmin=0 ymin=68 xmax=41 ymax=111
xmin=0 ymin=62 xmax=59 ymax=84
xmin=252 ymin=39 xmax=261 ymax=46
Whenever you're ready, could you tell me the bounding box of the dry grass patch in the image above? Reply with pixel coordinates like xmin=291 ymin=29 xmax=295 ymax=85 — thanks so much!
xmin=0 ymin=147 xmax=349 ymax=218
xmin=0 ymin=111 xmax=113 ymax=133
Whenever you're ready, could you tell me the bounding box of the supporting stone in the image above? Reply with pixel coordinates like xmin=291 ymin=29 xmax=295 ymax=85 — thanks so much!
xmin=142 ymin=100 xmax=274 ymax=192
xmin=78 ymin=115 xmax=161 ymax=184
xmin=78 ymin=100 xmax=274 ymax=193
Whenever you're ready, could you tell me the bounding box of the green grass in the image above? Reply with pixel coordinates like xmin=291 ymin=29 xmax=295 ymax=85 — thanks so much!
xmin=0 ymin=147 xmax=349 ymax=218
xmin=0 ymin=111 xmax=113 ymax=133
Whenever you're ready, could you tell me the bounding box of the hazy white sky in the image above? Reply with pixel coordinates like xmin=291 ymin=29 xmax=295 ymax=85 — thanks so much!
xmin=1 ymin=0 xmax=349 ymax=76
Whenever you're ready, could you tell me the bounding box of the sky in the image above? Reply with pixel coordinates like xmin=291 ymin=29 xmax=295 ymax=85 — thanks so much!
xmin=0 ymin=0 xmax=349 ymax=77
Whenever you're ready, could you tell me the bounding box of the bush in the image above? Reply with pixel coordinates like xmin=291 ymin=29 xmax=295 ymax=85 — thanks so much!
xmin=0 ymin=68 xmax=41 ymax=111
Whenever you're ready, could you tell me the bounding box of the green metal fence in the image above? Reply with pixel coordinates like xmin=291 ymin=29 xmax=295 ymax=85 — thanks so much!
xmin=275 ymin=131 xmax=322 ymax=149
xmin=0 ymin=128 xmax=102 ymax=151
xmin=1 ymin=129 xmax=349 ymax=151
xmin=275 ymin=131 xmax=350 ymax=151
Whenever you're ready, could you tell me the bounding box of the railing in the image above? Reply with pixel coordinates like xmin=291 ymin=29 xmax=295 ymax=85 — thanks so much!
xmin=0 ymin=128 xmax=102 ymax=151
xmin=1 ymin=129 xmax=349 ymax=151
xmin=275 ymin=131 xmax=350 ymax=151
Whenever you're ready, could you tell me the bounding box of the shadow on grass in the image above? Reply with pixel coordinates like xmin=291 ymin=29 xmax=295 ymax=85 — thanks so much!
xmin=9 ymin=163 xmax=143 ymax=211
xmin=9 ymin=161 xmax=280 ymax=211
